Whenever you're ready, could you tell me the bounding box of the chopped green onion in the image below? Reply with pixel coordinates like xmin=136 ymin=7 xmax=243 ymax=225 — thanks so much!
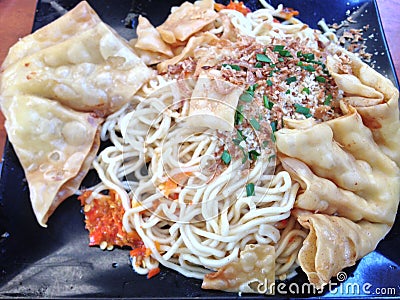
xmin=268 ymin=154 xmax=276 ymax=162
xmin=250 ymin=118 xmax=261 ymax=131
xmin=239 ymin=92 xmax=253 ymax=102
xmin=302 ymin=87 xmax=310 ymax=95
xmin=270 ymin=120 xmax=278 ymax=143
xmin=273 ymin=45 xmax=285 ymax=52
xmin=246 ymin=183 xmax=255 ymax=196
xmin=286 ymin=76 xmax=297 ymax=84
xmin=315 ymin=76 xmax=326 ymax=83
xmin=303 ymin=65 xmax=315 ymax=72
xmin=222 ymin=63 xmax=241 ymax=71
xmin=324 ymin=94 xmax=333 ymax=106
xmin=263 ymin=95 xmax=274 ymax=110
xmin=270 ymin=120 xmax=278 ymax=132
xmin=221 ymin=150 xmax=231 ymax=165
xmin=279 ymin=50 xmax=292 ymax=57
xmin=237 ymin=129 xmax=246 ymax=141
xmin=233 ymin=138 xmax=241 ymax=146
xmin=256 ymin=53 xmax=272 ymax=63
xmin=235 ymin=105 xmax=244 ymax=125
xmin=294 ymin=103 xmax=312 ymax=118
xmin=238 ymin=146 xmax=248 ymax=164
xmin=248 ymin=150 xmax=260 ymax=161
xmin=302 ymin=53 xmax=315 ymax=61
xmin=262 ymin=140 xmax=269 ymax=148
xmin=296 ymin=51 xmax=303 ymax=58
xmin=297 ymin=61 xmax=315 ymax=72
xmin=285 ymin=89 xmax=291 ymax=94
xmin=278 ymin=57 xmax=284 ymax=62
xmin=255 ymin=62 xmax=263 ymax=68
xmin=266 ymin=79 xmax=273 ymax=86
xmin=247 ymin=83 xmax=259 ymax=93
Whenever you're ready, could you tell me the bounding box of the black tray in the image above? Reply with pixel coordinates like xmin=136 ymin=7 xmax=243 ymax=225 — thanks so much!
xmin=0 ymin=0 xmax=399 ymax=298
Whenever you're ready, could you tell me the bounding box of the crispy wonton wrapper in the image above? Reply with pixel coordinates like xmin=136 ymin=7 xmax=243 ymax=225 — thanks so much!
xmin=156 ymin=1 xmax=218 ymax=45
xmin=4 ymin=95 xmax=101 ymax=227
xmin=202 ymin=244 xmax=275 ymax=294
xmin=0 ymin=1 xmax=153 ymax=226
xmin=276 ymin=52 xmax=400 ymax=287
xmin=297 ymin=213 xmax=390 ymax=290
xmin=1 ymin=1 xmax=101 ymax=69
xmin=1 ymin=21 xmax=153 ymax=117
xmin=326 ymin=51 xmax=400 ymax=165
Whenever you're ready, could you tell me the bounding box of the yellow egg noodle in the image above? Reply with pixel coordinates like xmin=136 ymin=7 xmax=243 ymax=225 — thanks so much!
xmin=0 ymin=0 xmax=399 ymax=295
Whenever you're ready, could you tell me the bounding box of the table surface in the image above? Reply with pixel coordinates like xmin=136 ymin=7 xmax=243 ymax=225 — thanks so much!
xmin=0 ymin=0 xmax=399 ymax=159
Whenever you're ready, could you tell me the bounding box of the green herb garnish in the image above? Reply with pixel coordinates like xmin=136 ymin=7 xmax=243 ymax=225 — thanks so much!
xmin=279 ymin=50 xmax=292 ymax=57
xmin=250 ymin=118 xmax=261 ymax=131
xmin=247 ymin=84 xmax=258 ymax=93
xmin=302 ymin=65 xmax=315 ymax=72
xmin=286 ymin=76 xmax=297 ymax=84
xmin=256 ymin=53 xmax=272 ymax=63
xmin=248 ymin=150 xmax=260 ymax=161
xmin=221 ymin=150 xmax=231 ymax=165
xmin=235 ymin=105 xmax=244 ymax=125
xmin=239 ymin=92 xmax=253 ymax=102
xmin=294 ymin=103 xmax=312 ymax=118
xmin=324 ymin=94 xmax=333 ymax=106
xmin=246 ymin=183 xmax=255 ymax=196
xmin=270 ymin=120 xmax=278 ymax=133
xmin=266 ymin=79 xmax=273 ymax=86
xmin=273 ymin=45 xmax=285 ymax=52
xmin=263 ymin=95 xmax=274 ymax=110
xmin=302 ymin=53 xmax=315 ymax=61
xmin=315 ymin=76 xmax=326 ymax=83
xmin=302 ymin=87 xmax=310 ymax=95
xmin=222 ymin=63 xmax=241 ymax=71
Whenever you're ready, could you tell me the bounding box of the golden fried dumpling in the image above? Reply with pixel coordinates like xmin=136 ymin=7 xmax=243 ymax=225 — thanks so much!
xmin=297 ymin=213 xmax=390 ymax=289
xmin=1 ymin=22 xmax=154 ymax=117
xmin=135 ymin=16 xmax=174 ymax=58
xmin=186 ymin=70 xmax=242 ymax=131
xmin=1 ymin=1 xmax=101 ymax=69
xmin=4 ymin=94 xmax=102 ymax=227
xmin=326 ymin=50 xmax=400 ymax=165
xmin=157 ymin=1 xmax=218 ymax=44
xmin=275 ymin=51 xmax=400 ymax=289
xmin=202 ymin=244 xmax=275 ymax=293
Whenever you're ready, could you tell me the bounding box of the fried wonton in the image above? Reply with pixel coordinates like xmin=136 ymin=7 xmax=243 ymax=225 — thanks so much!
xmin=157 ymin=32 xmax=218 ymax=73
xmin=280 ymin=156 xmax=398 ymax=224
xmin=297 ymin=214 xmax=390 ymax=289
xmin=202 ymin=244 xmax=275 ymax=293
xmin=4 ymin=94 xmax=102 ymax=227
xmin=0 ymin=1 xmax=153 ymax=227
xmin=1 ymin=22 xmax=154 ymax=117
xmin=326 ymin=50 xmax=400 ymax=165
xmin=186 ymin=71 xmax=242 ymax=131
xmin=1 ymin=1 xmax=101 ymax=69
xmin=156 ymin=1 xmax=218 ymax=44
xmin=134 ymin=16 xmax=173 ymax=58
xmin=273 ymin=50 xmax=400 ymax=289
